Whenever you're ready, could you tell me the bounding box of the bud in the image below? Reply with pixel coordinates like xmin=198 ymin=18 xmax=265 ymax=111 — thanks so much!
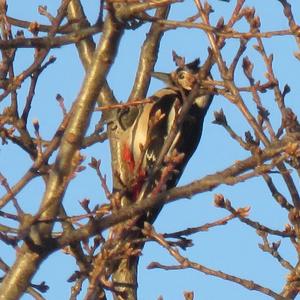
xmin=32 ymin=119 xmax=39 ymax=132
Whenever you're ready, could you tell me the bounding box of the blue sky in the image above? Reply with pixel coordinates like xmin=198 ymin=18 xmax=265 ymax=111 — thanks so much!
xmin=1 ymin=1 xmax=300 ymax=299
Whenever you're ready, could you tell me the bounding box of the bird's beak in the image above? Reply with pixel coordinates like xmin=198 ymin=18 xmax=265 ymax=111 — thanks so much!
xmin=151 ymin=71 xmax=173 ymax=86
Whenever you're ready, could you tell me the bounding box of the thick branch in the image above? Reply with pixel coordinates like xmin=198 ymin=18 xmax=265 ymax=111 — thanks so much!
xmin=56 ymin=135 xmax=298 ymax=247
xmin=0 ymin=12 xmax=124 ymax=300
xmin=67 ymin=0 xmax=117 ymax=106
xmin=129 ymin=6 xmax=170 ymax=101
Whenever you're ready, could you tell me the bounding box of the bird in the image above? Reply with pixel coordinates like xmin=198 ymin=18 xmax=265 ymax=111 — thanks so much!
xmin=114 ymin=54 xmax=214 ymax=221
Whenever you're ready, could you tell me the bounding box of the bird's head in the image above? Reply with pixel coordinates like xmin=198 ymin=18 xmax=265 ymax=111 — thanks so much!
xmin=151 ymin=58 xmax=200 ymax=91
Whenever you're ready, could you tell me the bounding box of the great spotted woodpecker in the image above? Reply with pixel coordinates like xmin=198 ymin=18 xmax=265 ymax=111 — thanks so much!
xmin=112 ymin=56 xmax=213 ymax=216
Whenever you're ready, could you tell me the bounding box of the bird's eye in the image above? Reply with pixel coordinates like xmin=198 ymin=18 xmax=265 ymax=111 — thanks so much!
xmin=178 ymin=72 xmax=185 ymax=80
